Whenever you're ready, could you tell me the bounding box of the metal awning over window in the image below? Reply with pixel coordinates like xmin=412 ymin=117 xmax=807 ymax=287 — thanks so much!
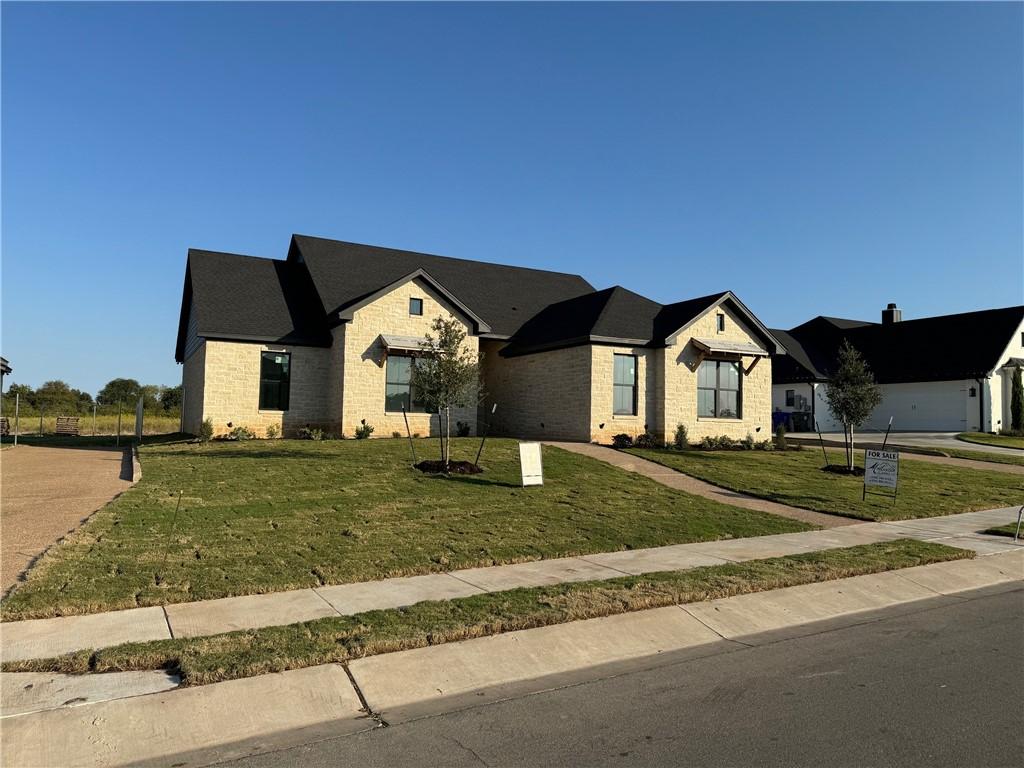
xmin=379 ymin=334 xmax=430 ymax=353
xmin=692 ymin=338 xmax=769 ymax=357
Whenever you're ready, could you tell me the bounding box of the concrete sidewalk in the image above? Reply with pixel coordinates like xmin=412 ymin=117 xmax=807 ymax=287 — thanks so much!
xmin=2 ymin=507 xmax=1021 ymax=664
xmin=2 ymin=550 xmax=1020 ymax=768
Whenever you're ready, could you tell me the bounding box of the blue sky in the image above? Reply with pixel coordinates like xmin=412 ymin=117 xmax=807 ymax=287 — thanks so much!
xmin=3 ymin=2 xmax=1022 ymax=394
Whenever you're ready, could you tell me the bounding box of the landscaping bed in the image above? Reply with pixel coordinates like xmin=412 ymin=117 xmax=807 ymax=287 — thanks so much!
xmin=625 ymin=447 xmax=1023 ymax=522
xmin=1 ymin=539 xmax=969 ymax=686
xmin=0 ymin=438 xmax=809 ymax=620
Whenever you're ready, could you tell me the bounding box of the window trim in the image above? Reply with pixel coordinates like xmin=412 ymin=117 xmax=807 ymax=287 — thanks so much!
xmin=384 ymin=352 xmax=428 ymax=414
xmin=697 ymin=359 xmax=742 ymax=420
xmin=409 ymin=297 xmax=424 ymax=316
xmin=613 ymin=354 xmax=638 ymax=416
xmin=258 ymin=351 xmax=291 ymax=412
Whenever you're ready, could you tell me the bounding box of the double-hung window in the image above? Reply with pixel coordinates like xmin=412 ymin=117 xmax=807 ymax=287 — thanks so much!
xmin=697 ymin=360 xmax=741 ymax=419
xmin=385 ymin=354 xmax=427 ymax=412
xmin=259 ymin=352 xmax=290 ymax=411
xmin=613 ymin=354 xmax=637 ymax=416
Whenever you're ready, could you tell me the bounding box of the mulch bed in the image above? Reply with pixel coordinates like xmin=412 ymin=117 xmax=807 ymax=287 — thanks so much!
xmin=414 ymin=460 xmax=483 ymax=475
xmin=821 ymin=464 xmax=865 ymax=477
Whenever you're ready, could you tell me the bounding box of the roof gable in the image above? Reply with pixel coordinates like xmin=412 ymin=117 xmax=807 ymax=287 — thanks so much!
xmin=289 ymin=235 xmax=594 ymax=338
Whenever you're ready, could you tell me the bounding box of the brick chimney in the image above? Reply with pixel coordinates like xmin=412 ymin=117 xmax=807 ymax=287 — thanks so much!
xmin=881 ymin=303 xmax=902 ymax=324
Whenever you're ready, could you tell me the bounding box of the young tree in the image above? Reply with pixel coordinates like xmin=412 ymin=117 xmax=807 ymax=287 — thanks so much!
xmin=411 ymin=317 xmax=484 ymax=470
xmin=825 ymin=340 xmax=882 ymax=471
xmin=1011 ymin=366 xmax=1023 ymax=433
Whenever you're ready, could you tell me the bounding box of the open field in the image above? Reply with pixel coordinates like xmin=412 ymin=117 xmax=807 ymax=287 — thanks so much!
xmin=625 ymin=447 xmax=1024 ymax=522
xmin=0 ymin=438 xmax=809 ymax=620
xmin=1 ymin=540 xmax=968 ymax=686
xmin=957 ymin=432 xmax=1024 ymax=450
xmin=0 ymin=413 xmax=181 ymax=437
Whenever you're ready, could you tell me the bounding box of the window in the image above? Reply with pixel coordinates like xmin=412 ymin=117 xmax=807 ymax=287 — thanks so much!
xmin=697 ymin=360 xmax=741 ymax=418
xmin=385 ymin=353 xmax=427 ymax=412
xmin=259 ymin=352 xmax=290 ymax=411
xmin=785 ymin=389 xmax=795 ymax=407
xmin=613 ymin=354 xmax=637 ymax=415
xmin=409 ymin=297 xmax=424 ymax=316
xmin=716 ymin=313 xmax=726 ymax=333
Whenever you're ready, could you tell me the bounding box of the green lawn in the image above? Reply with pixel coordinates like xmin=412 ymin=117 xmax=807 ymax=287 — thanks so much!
xmin=957 ymin=432 xmax=1024 ymax=450
xmin=933 ymin=446 xmax=1024 ymax=467
xmin=1 ymin=438 xmax=809 ymax=620
xmin=2 ymin=540 xmax=968 ymax=687
xmin=625 ymin=447 xmax=1023 ymax=522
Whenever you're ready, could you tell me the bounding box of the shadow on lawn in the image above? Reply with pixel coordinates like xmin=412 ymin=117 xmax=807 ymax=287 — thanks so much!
xmin=420 ymin=472 xmax=521 ymax=490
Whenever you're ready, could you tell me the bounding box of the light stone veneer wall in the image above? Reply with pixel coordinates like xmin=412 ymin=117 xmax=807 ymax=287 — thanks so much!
xmin=200 ymin=340 xmax=333 ymax=437
xmin=588 ymin=345 xmax=661 ymax=443
xmin=338 ymin=277 xmax=479 ymax=437
xmin=662 ymin=304 xmax=772 ymax=442
xmin=481 ymin=340 xmax=592 ymax=441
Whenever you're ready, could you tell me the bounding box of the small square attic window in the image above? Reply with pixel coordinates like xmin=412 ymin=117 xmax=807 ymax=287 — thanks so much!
xmin=409 ymin=298 xmax=423 ymax=316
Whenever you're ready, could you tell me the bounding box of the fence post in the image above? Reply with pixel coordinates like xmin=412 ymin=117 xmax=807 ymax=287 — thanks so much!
xmin=93 ymin=403 xmax=97 ymax=436
xmin=135 ymin=396 xmax=144 ymax=444
xmin=116 ymin=401 xmax=122 ymax=447
xmin=39 ymin=407 xmax=44 ymax=436
xmin=14 ymin=393 xmax=19 ymax=446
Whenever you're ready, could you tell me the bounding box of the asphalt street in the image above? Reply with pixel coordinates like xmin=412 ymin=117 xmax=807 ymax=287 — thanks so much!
xmin=225 ymin=586 xmax=1024 ymax=768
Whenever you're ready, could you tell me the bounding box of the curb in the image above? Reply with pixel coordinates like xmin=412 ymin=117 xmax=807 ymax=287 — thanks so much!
xmin=131 ymin=444 xmax=142 ymax=483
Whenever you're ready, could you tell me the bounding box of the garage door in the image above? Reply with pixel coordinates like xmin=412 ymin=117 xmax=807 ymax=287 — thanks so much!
xmin=863 ymin=381 xmax=970 ymax=432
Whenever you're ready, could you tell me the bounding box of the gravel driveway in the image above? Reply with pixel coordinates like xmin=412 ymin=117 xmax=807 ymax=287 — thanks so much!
xmin=1 ymin=445 xmax=134 ymax=594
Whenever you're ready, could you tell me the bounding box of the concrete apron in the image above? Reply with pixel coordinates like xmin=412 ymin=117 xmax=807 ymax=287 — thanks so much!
xmin=3 ymin=551 xmax=1020 ymax=768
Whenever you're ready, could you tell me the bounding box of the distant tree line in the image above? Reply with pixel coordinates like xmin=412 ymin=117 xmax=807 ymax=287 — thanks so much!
xmin=2 ymin=378 xmax=182 ymax=415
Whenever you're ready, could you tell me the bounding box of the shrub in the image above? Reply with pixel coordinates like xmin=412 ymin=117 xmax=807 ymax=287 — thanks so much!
xmin=456 ymin=421 xmax=471 ymax=438
xmin=774 ymin=424 xmax=787 ymax=451
xmin=673 ymin=423 xmax=689 ymax=450
xmin=634 ymin=431 xmax=658 ymax=449
xmin=227 ymin=425 xmax=255 ymax=441
xmin=198 ymin=418 xmax=214 ymax=443
xmin=264 ymin=423 xmax=280 ymax=440
xmin=391 ymin=431 xmax=402 ymax=439
xmin=354 ymin=419 xmax=375 ymax=440
xmin=611 ymin=433 xmax=634 ymax=449
xmin=755 ymin=439 xmax=773 ymax=451
xmin=741 ymin=431 xmax=755 ymax=450
xmin=298 ymin=426 xmax=323 ymax=441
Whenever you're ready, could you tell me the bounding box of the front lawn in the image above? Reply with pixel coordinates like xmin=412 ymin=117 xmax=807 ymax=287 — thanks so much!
xmin=2 ymin=540 xmax=968 ymax=686
xmin=626 ymin=447 xmax=1023 ymax=522
xmin=957 ymin=432 xmax=1024 ymax=450
xmin=0 ymin=438 xmax=809 ymax=620
xmin=933 ymin=447 xmax=1024 ymax=467
xmin=984 ymin=522 xmax=1022 ymax=539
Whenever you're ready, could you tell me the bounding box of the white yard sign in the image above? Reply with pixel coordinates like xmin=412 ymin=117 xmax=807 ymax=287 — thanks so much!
xmin=519 ymin=441 xmax=544 ymax=486
xmin=864 ymin=449 xmax=899 ymax=490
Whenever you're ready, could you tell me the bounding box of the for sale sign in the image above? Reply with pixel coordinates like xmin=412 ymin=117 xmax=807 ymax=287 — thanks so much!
xmin=864 ymin=449 xmax=899 ymax=490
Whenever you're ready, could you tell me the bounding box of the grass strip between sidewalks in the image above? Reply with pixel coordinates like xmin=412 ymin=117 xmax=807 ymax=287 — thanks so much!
xmin=2 ymin=539 xmax=970 ymax=687
xmin=984 ymin=523 xmax=1022 ymax=538
xmin=957 ymin=432 xmax=1024 ymax=451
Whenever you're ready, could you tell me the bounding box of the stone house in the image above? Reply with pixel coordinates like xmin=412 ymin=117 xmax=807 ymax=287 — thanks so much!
xmin=176 ymin=235 xmax=785 ymax=443
xmin=771 ymin=304 xmax=1024 ymax=433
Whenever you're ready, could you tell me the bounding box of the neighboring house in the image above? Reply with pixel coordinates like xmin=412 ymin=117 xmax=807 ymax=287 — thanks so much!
xmin=175 ymin=235 xmax=785 ymax=443
xmin=771 ymin=304 xmax=1024 ymax=433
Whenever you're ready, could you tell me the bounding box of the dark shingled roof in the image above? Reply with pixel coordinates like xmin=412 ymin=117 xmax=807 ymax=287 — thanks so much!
xmin=175 ymin=236 xmax=784 ymax=363
xmin=773 ymin=306 xmax=1024 ymax=384
xmin=289 ymin=235 xmax=595 ymax=338
xmin=175 ymin=250 xmax=331 ymax=362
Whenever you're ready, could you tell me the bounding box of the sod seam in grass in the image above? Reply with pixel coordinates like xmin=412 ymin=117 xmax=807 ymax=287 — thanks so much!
xmin=1 ymin=539 xmax=970 ymax=687
xmin=1 ymin=438 xmax=811 ymax=621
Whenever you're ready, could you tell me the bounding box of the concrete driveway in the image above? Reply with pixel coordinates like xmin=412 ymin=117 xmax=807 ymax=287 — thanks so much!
xmin=0 ymin=445 xmax=133 ymax=594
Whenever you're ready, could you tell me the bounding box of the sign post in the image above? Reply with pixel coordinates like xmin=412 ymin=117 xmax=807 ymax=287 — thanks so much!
xmin=518 ymin=441 xmax=544 ymax=487
xmin=863 ymin=448 xmax=899 ymax=504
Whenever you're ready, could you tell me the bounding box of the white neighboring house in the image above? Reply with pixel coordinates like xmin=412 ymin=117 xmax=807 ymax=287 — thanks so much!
xmin=770 ymin=303 xmax=1024 ymax=434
